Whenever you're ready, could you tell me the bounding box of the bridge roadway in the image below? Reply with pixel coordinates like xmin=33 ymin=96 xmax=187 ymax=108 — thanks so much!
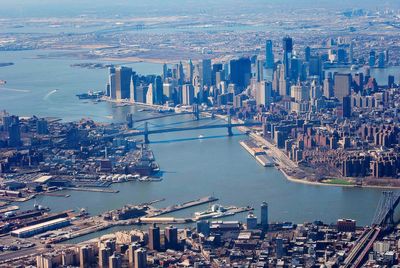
xmin=134 ymin=111 xmax=194 ymax=123
xmin=121 ymin=122 xmax=262 ymax=142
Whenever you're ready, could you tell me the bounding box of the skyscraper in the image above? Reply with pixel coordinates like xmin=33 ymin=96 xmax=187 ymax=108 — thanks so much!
xmin=261 ymin=202 xmax=269 ymax=230
xmin=282 ymin=36 xmax=293 ymax=79
xmin=134 ymin=248 xmax=147 ymax=268
xmin=148 ymin=224 xmax=160 ymax=251
xmin=334 ymin=73 xmax=352 ymax=102
xmin=199 ymin=59 xmax=212 ymax=88
xmin=256 ymin=58 xmax=264 ymax=82
xmin=182 ymin=84 xmax=194 ymax=105
xmin=304 ymin=46 xmax=311 ymax=62
xmin=265 ymin=40 xmax=274 ymax=69
xmin=114 ymin=67 xmax=132 ymax=100
xmin=369 ymin=50 xmax=376 ymax=67
xmin=256 ymin=81 xmax=272 ymax=106
xmin=229 ymin=57 xmax=251 ymax=89
xmin=146 ymin=84 xmax=155 ymax=105
xmin=109 ymin=67 xmax=116 ymax=99
xmin=165 ymin=225 xmax=178 ymax=250
xmin=153 ymin=76 xmax=163 ymax=104
xmin=8 ymin=123 xmax=21 ymax=147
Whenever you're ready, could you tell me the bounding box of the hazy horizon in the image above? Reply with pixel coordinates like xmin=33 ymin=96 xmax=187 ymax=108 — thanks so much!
xmin=0 ymin=0 xmax=399 ymax=18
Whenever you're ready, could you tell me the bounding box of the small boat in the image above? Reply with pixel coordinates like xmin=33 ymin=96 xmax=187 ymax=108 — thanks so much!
xmin=198 ymin=135 xmax=204 ymax=139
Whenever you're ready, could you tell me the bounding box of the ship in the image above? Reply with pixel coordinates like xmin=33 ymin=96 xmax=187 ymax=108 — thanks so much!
xmin=76 ymin=90 xmax=105 ymax=100
xmin=0 ymin=80 xmax=6 ymax=85
xmin=194 ymin=204 xmax=231 ymax=220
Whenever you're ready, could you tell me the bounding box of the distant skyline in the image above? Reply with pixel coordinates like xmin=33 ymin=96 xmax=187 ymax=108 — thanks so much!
xmin=0 ymin=0 xmax=399 ymax=18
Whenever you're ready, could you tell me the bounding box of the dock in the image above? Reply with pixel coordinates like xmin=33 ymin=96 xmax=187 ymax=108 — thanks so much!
xmin=149 ymin=196 xmax=218 ymax=217
xmin=240 ymin=140 xmax=274 ymax=167
xmin=0 ymin=205 xmax=19 ymax=214
xmin=65 ymin=187 xmax=119 ymax=193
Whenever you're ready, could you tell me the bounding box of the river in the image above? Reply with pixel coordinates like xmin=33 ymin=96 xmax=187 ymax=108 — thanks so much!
xmin=0 ymin=49 xmax=398 ymax=233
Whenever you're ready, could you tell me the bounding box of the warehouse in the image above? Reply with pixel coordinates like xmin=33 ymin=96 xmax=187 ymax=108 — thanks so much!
xmin=11 ymin=218 xmax=70 ymax=238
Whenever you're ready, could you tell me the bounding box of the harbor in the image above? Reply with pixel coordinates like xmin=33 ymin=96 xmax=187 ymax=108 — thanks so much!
xmin=239 ymin=140 xmax=275 ymax=167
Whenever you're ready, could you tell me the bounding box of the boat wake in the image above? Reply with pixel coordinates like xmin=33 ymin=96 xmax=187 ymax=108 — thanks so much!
xmin=44 ymin=89 xmax=58 ymax=100
xmin=0 ymin=87 xmax=31 ymax=93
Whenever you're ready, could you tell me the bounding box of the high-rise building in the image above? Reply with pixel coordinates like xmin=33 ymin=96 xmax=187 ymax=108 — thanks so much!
xmin=369 ymin=50 xmax=376 ymax=67
xmin=265 ymin=40 xmax=274 ymax=69
xmin=334 ymin=73 xmax=352 ymax=102
xmin=8 ymin=122 xmax=21 ymax=147
xmin=261 ymin=202 xmax=269 ymax=230
xmin=211 ymin=63 xmax=223 ymax=86
xmin=165 ymin=225 xmax=178 ymax=250
xmin=153 ymin=76 xmax=163 ymax=104
xmin=199 ymin=59 xmax=212 ymax=88
xmin=146 ymin=83 xmax=155 ymax=105
xmin=128 ymin=243 xmax=140 ymax=268
xmin=79 ymin=245 xmax=94 ymax=268
xmin=129 ymin=74 xmax=136 ymax=102
xmin=291 ymin=84 xmax=309 ymax=102
xmin=162 ymin=63 xmax=168 ymax=80
xmin=182 ymin=84 xmax=194 ymax=105
xmin=109 ymin=67 xmax=116 ymax=99
xmin=304 ymin=46 xmax=311 ymax=62
xmin=256 ymin=81 xmax=272 ymax=106
xmin=134 ymin=248 xmax=147 ymax=268
xmin=109 ymin=253 xmax=122 ymax=268
xmin=246 ymin=213 xmax=258 ymax=230
xmin=99 ymin=247 xmax=112 ymax=268
xmin=148 ymin=224 xmax=161 ymax=251
xmin=256 ymin=58 xmax=264 ymax=82
xmin=353 ymin=73 xmax=364 ymax=93
xmin=229 ymin=57 xmax=251 ymax=89
xmin=36 ymin=118 xmax=48 ymax=135
xmin=343 ymin=96 xmax=352 ymax=118
xmin=114 ymin=67 xmax=132 ymax=100
xmin=349 ymin=42 xmax=354 ymax=63
xmin=378 ymin=52 xmax=385 ymax=68
xmin=282 ymin=36 xmax=293 ymax=79
xmin=196 ymin=220 xmax=210 ymax=237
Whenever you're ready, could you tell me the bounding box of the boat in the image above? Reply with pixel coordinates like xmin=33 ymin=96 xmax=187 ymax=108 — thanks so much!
xmin=76 ymin=90 xmax=105 ymax=100
xmin=198 ymin=135 xmax=204 ymax=139
xmin=0 ymin=80 xmax=6 ymax=85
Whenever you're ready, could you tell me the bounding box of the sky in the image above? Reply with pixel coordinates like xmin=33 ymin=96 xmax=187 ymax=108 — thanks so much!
xmin=0 ymin=0 xmax=399 ymax=18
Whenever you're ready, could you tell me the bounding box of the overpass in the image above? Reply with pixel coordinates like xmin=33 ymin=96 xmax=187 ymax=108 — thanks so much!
xmin=123 ymin=116 xmax=262 ymax=143
xmin=341 ymin=191 xmax=400 ymax=268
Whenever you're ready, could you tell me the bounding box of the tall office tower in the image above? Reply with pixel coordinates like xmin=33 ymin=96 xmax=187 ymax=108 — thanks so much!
xmin=272 ymin=66 xmax=280 ymax=93
xmin=353 ymin=73 xmax=364 ymax=93
xmin=135 ymin=84 xmax=147 ymax=104
xmin=276 ymin=236 xmax=284 ymax=258
xmin=177 ymin=61 xmax=185 ymax=85
xmin=261 ymin=202 xmax=269 ymax=230
xmin=215 ymin=71 xmax=225 ymax=86
xmin=278 ymin=65 xmax=289 ymax=96
xmin=256 ymin=81 xmax=272 ymax=106
xmin=165 ymin=225 xmax=178 ymax=250
xmin=323 ymin=76 xmax=334 ymax=98
xmin=128 ymin=243 xmax=140 ymax=268
xmin=342 ymin=96 xmax=352 ymax=118
xmin=308 ymin=56 xmax=322 ymax=79
xmin=186 ymin=60 xmax=194 ymax=83
xmin=134 ymin=248 xmax=147 ymax=268
xmin=334 ymin=73 xmax=352 ymax=102
xmin=199 ymin=59 xmax=212 ymax=88
xmin=282 ymin=36 xmax=293 ymax=79
xmin=79 ymin=245 xmax=94 ymax=268
xmin=211 ymin=63 xmax=223 ymax=86
xmin=385 ymin=50 xmax=389 ymax=63
xmin=115 ymin=66 xmax=133 ymax=100
xmin=349 ymin=42 xmax=354 ymax=64
xmin=109 ymin=67 xmax=116 ymax=99
xmin=146 ymin=83 xmax=155 ymax=105
xmin=196 ymin=220 xmax=210 ymax=236
xmin=290 ymin=58 xmax=301 ymax=81
xmin=337 ymin=48 xmax=347 ymax=63
xmin=265 ymin=40 xmax=274 ymax=69
xmin=256 ymin=58 xmax=264 ymax=82
xmin=8 ymin=123 xmax=21 ymax=147
xmin=378 ymin=52 xmax=385 ymax=68
xmin=163 ymin=83 xmax=174 ymax=100
xmin=129 ymin=74 xmax=136 ymax=102
xmin=153 ymin=76 xmax=163 ymax=104
xmin=229 ymin=57 xmax=252 ymax=89
xmin=162 ymin=63 xmax=168 ymax=80
xmin=291 ymin=84 xmax=309 ymax=102
xmin=369 ymin=50 xmax=376 ymax=67
xmin=99 ymin=247 xmax=112 ymax=268
xmin=109 ymin=254 xmax=122 ymax=268
xmin=388 ymin=75 xmax=395 ymax=88
xmin=36 ymin=118 xmax=48 ymax=135
xmin=304 ymin=46 xmax=311 ymax=62
xmin=182 ymin=84 xmax=194 ymax=105
xmin=310 ymin=80 xmax=322 ymax=99
xmin=246 ymin=213 xmax=258 ymax=230
xmin=148 ymin=224 xmax=161 ymax=251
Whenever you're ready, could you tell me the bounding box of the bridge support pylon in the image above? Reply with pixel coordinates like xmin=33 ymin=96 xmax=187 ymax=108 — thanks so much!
xmin=144 ymin=122 xmax=150 ymax=144
xmin=193 ymin=104 xmax=200 ymax=121
xmin=227 ymin=115 xmax=233 ymax=136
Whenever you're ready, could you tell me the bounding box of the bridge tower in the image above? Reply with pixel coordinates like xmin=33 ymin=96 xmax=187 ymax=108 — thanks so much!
xmin=126 ymin=113 xmax=134 ymax=129
xmin=144 ymin=122 xmax=150 ymax=144
xmin=193 ymin=104 xmax=200 ymax=121
xmin=227 ymin=115 xmax=233 ymax=136
xmin=372 ymin=191 xmax=398 ymax=227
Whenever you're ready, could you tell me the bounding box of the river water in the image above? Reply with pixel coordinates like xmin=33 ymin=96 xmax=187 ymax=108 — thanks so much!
xmin=0 ymin=50 xmax=399 ymax=231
